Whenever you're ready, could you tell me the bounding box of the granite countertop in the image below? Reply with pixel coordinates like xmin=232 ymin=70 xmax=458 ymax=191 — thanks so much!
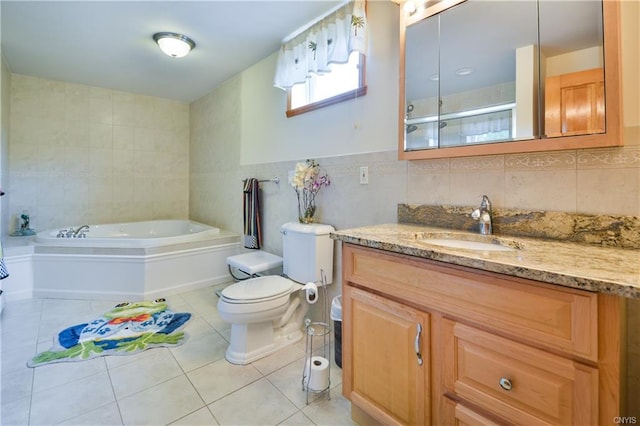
xmin=331 ymin=223 xmax=640 ymax=300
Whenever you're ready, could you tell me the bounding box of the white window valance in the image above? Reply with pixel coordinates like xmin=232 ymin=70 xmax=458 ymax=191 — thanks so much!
xmin=273 ymin=0 xmax=368 ymax=91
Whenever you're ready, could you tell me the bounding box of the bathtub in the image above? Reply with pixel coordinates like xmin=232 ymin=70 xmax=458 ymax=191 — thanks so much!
xmin=33 ymin=220 xmax=240 ymax=301
xmin=36 ymin=220 xmax=222 ymax=248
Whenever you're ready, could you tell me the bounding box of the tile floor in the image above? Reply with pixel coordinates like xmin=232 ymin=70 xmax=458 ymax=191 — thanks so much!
xmin=0 ymin=283 xmax=355 ymax=426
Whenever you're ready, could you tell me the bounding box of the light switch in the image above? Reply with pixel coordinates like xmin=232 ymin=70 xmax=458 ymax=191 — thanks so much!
xmin=359 ymin=166 xmax=369 ymax=184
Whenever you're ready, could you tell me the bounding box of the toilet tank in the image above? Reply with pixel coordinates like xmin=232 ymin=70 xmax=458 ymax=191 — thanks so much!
xmin=281 ymin=222 xmax=334 ymax=285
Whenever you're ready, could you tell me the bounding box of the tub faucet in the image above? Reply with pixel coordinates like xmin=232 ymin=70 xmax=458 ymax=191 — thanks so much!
xmin=72 ymin=225 xmax=90 ymax=238
xmin=471 ymin=195 xmax=492 ymax=235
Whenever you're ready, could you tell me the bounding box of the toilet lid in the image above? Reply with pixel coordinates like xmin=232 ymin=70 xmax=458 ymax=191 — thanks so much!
xmin=221 ymin=276 xmax=294 ymax=303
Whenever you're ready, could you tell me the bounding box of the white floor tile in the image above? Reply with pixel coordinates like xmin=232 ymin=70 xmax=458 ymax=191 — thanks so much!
xmin=40 ymin=299 xmax=94 ymax=322
xmin=29 ymin=370 xmax=116 ymax=425
xmin=32 ymin=356 xmax=107 ymax=393
xmin=58 ymin=401 xmax=123 ymax=426
xmin=1 ymin=366 xmax=34 ymax=404
xmin=2 ymin=323 xmax=41 ymax=352
xmin=117 ymin=375 xmax=204 ymax=426
xmin=187 ymin=357 xmax=262 ymax=404
xmin=279 ymin=411 xmax=315 ymax=426
xmin=301 ymin=384 xmax=357 ymax=426
xmin=1 ymin=395 xmax=31 ymax=426
xmin=1 ymin=299 xmax=43 ymax=319
xmin=181 ymin=314 xmax=217 ymax=339
xmin=1 ymin=285 xmax=353 ymax=426
xmin=169 ymin=406 xmax=219 ymax=425
xmin=109 ymin=348 xmax=183 ymax=400
xmin=170 ymin=330 xmax=228 ymax=372
xmin=2 ymin=341 xmax=38 ymax=374
xmin=266 ymin=358 xmax=310 ymax=409
xmin=207 ymin=378 xmax=298 ymax=425
xmin=251 ymin=341 xmax=306 ymax=376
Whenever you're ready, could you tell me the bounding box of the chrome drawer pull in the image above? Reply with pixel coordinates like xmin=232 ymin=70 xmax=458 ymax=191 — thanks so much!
xmin=499 ymin=377 xmax=513 ymax=391
xmin=415 ymin=323 xmax=423 ymax=366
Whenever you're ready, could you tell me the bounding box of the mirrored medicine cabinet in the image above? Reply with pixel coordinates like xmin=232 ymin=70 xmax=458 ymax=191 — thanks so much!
xmin=398 ymin=0 xmax=622 ymax=160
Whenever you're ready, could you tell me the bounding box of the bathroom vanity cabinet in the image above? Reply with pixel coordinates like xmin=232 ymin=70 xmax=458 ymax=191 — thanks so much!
xmin=341 ymin=244 xmax=624 ymax=425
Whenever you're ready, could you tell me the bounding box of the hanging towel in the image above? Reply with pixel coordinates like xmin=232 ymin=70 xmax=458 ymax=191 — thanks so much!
xmin=0 ymin=239 xmax=8 ymax=280
xmin=243 ymin=178 xmax=262 ymax=249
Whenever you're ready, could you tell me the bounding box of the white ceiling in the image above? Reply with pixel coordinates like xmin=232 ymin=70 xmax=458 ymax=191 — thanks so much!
xmin=1 ymin=1 xmax=342 ymax=102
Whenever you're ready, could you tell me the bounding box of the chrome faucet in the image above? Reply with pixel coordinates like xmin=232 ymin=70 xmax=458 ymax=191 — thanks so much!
xmin=471 ymin=195 xmax=492 ymax=235
xmin=72 ymin=225 xmax=90 ymax=238
xmin=58 ymin=225 xmax=90 ymax=238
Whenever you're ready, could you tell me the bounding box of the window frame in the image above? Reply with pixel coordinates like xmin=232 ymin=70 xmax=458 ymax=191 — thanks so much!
xmin=285 ymin=53 xmax=368 ymax=118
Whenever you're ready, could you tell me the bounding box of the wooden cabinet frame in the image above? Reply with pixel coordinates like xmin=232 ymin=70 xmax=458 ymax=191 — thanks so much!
xmin=341 ymin=243 xmax=625 ymax=425
xmin=398 ymin=0 xmax=622 ymax=160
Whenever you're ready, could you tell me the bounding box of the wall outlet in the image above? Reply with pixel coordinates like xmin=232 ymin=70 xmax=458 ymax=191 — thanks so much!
xmin=359 ymin=166 xmax=369 ymax=184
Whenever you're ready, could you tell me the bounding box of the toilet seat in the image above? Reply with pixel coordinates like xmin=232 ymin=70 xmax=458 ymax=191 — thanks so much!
xmin=220 ymin=276 xmax=296 ymax=304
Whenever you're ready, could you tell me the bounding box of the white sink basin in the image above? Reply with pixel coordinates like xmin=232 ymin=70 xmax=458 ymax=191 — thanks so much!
xmin=404 ymin=232 xmax=523 ymax=253
xmin=420 ymin=238 xmax=516 ymax=252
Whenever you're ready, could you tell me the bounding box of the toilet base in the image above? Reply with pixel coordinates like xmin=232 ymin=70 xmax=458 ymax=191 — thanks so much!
xmin=225 ymin=321 xmax=304 ymax=365
xmin=223 ymin=293 xmax=308 ymax=365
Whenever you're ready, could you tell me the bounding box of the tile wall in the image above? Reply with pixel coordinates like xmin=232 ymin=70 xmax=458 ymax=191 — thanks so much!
xmin=7 ymin=74 xmax=190 ymax=234
xmin=407 ymin=127 xmax=640 ymax=216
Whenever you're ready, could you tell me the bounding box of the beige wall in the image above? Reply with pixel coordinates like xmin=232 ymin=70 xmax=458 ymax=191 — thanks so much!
xmin=240 ymin=3 xmax=398 ymax=165
xmin=189 ymin=0 xmax=639 ymax=324
xmin=190 ymin=2 xmax=405 ymax=250
xmin=191 ymin=0 xmax=639 ymax=241
xmin=0 ymin=3 xmax=635 ymax=244
xmin=6 ymin=75 xmax=190 ymax=234
xmin=4 ymin=0 xmax=635 ymax=238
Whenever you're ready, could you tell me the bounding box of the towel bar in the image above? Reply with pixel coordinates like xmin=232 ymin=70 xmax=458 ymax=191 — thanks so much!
xmin=242 ymin=177 xmax=280 ymax=184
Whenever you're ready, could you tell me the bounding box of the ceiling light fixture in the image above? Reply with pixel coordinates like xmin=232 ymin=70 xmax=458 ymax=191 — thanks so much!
xmin=153 ymin=32 xmax=196 ymax=58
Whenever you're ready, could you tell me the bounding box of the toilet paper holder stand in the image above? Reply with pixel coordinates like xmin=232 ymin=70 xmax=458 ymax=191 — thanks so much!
xmin=301 ymin=270 xmax=331 ymax=404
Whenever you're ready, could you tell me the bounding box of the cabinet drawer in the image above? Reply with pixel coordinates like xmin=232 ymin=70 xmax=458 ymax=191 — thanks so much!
xmin=344 ymin=244 xmax=598 ymax=361
xmin=443 ymin=319 xmax=598 ymax=425
xmin=442 ymin=398 xmax=501 ymax=426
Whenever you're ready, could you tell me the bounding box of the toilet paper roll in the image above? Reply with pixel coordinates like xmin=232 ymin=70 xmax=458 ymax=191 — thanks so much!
xmin=303 ymin=356 xmax=330 ymax=391
xmin=301 ymin=282 xmax=318 ymax=304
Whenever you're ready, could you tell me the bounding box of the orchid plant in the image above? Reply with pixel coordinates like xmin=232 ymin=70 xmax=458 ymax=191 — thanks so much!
xmin=289 ymin=159 xmax=330 ymax=224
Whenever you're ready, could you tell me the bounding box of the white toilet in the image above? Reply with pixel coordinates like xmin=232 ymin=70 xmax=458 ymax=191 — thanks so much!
xmin=218 ymin=222 xmax=334 ymax=365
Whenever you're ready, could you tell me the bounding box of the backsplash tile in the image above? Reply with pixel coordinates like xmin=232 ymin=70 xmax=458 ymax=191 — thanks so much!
xmin=504 ymin=169 xmax=577 ymax=212
xmin=406 ymin=130 xmax=640 ymax=217
xmin=450 ymin=154 xmax=504 ymax=172
xmin=577 ymin=145 xmax=640 ymax=169
xmin=504 ymin=151 xmax=576 ymax=170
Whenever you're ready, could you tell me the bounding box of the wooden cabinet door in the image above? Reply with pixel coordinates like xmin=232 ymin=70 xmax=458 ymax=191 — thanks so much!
xmin=545 ymin=67 xmax=605 ymax=137
xmin=344 ymin=285 xmax=429 ymax=425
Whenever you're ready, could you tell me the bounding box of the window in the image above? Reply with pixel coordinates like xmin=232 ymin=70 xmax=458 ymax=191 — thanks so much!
xmin=273 ymin=0 xmax=368 ymax=118
xmin=287 ymin=52 xmax=367 ymax=117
